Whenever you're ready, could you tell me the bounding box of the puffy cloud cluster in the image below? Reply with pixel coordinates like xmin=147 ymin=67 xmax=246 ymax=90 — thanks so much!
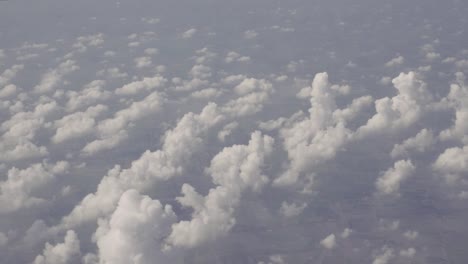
xmin=82 ymin=91 xmax=164 ymax=155
xmin=356 ymin=72 xmax=434 ymax=138
xmin=33 ymin=230 xmax=81 ymax=264
xmin=274 ymin=72 xmax=369 ymax=187
xmin=63 ymin=103 xmax=225 ymax=226
xmin=0 ymin=100 xmax=56 ymax=161
xmin=2 ymin=2 xmax=468 ymax=263
xmin=375 ymin=160 xmax=415 ymax=195
xmin=167 ymin=131 xmax=274 ymax=248
xmin=94 ymin=190 xmax=179 ymax=264
xmin=34 ymin=60 xmax=79 ymax=94
xmin=0 ymin=161 xmax=69 ymax=213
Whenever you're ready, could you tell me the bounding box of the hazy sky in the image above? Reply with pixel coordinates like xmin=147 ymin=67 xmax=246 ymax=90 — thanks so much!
xmin=1 ymin=0 xmax=468 ymax=263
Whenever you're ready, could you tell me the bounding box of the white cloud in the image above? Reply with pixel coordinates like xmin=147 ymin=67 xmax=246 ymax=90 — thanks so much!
xmin=218 ymin=121 xmax=238 ymax=142
xmin=0 ymin=84 xmax=17 ymax=98
xmin=66 ymin=80 xmax=111 ymax=112
xmin=341 ymin=228 xmax=352 ymax=238
xmin=385 ymin=55 xmax=404 ymax=67
xmin=191 ymin=88 xmax=222 ymax=99
xmin=0 ymin=161 xmax=69 ymax=213
xmin=82 ymin=92 xmax=164 ymax=155
xmin=433 ymin=145 xmax=468 ymax=183
xmin=223 ymin=78 xmax=274 ymax=116
xmin=400 ymin=248 xmax=416 ymax=258
xmin=115 ymin=76 xmax=167 ymax=95
xmin=279 ymin=201 xmax=307 ymax=218
xmin=181 ymin=28 xmax=197 ymax=39
xmin=167 ymin=131 xmax=274 ymax=248
xmin=0 ymin=101 xmax=57 ymax=161
xmin=244 ymin=30 xmax=258 ymax=39
xmin=320 ymin=234 xmax=336 ymax=249
xmin=63 ymin=103 xmax=225 ymax=226
xmin=391 ymin=129 xmax=435 ymax=158
xmin=0 ymin=64 xmax=24 ymax=87
xmin=375 ymin=160 xmax=415 ymax=195
xmin=33 ymin=230 xmax=81 ymax=264
xmin=403 ymin=230 xmax=419 ymax=240
xmin=34 ymin=60 xmax=79 ymax=93
xmin=356 ymin=72 xmax=433 ymax=138
xmin=372 ymin=247 xmax=394 ymax=264
xmin=439 ymin=72 xmax=468 ymax=143
xmin=53 ymin=104 xmax=107 ymax=144
xmin=94 ymin=189 xmax=179 ymax=264
xmin=274 ymin=73 xmax=356 ymax=187
xmin=225 ymin=51 xmax=250 ymax=63
xmin=134 ymin=56 xmax=152 ymax=68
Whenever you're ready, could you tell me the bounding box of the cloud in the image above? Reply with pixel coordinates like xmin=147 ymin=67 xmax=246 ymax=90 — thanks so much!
xmin=33 ymin=230 xmax=81 ymax=264
xmin=274 ymin=72 xmax=358 ymax=187
xmin=375 ymin=160 xmax=415 ymax=195
xmin=0 ymin=101 xmax=57 ymax=161
xmin=356 ymin=72 xmax=434 ymax=138
xmin=166 ymin=131 xmax=274 ymax=248
xmin=0 ymin=64 xmax=23 ymax=87
xmin=399 ymin=248 xmax=416 ymax=258
xmin=243 ymin=30 xmax=258 ymax=39
xmin=390 ymin=129 xmax=435 ymax=158
xmin=181 ymin=28 xmax=197 ymax=39
xmin=279 ymin=201 xmax=307 ymax=218
xmin=372 ymin=247 xmax=394 ymax=264
xmin=63 ymin=103 xmax=225 ymax=226
xmin=433 ymin=145 xmax=468 ymax=183
xmin=0 ymin=84 xmax=17 ymax=98
xmin=0 ymin=161 xmax=69 ymax=213
xmin=65 ymin=80 xmax=111 ymax=112
xmin=385 ymin=55 xmax=404 ymax=67
xmin=115 ymin=76 xmax=167 ymax=95
xmin=34 ymin=60 xmax=79 ymax=93
xmin=134 ymin=56 xmax=152 ymax=68
xmin=94 ymin=189 xmax=179 ymax=264
xmin=439 ymin=72 xmax=468 ymax=143
xmin=82 ymin=91 xmax=164 ymax=155
xmin=320 ymin=233 xmax=336 ymax=249
xmin=52 ymin=105 xmax=107 ymax=144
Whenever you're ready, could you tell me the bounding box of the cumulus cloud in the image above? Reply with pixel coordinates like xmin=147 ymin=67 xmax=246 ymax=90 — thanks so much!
xmin=274 ymin=72 xmax=361 ymax=187
xmin=181 ymin=28 xmax=197 ymax=39
xmin=0 ymin=101 xmax=56 ymax=161
xmin=65 ymin=80 xmax=111 ymax=112
xmin=320 ymin=234 xmax=336 ymax=249
xmin=390 ymin=129 xmax=435 ymax=158
xmin=385 ymin=55 xmax=404 ymax=67
xmin=0 ymin=64 xmax=23 ymax=87
xmin=94 ymin=189 xmax=179 ymax=264
xmin=34 ymin=60 xmax=79 ymax=93
xmin=356 ymin=72 xmax=434 ymax=138
xmin=63 ymin=103 xmax=225 ymax=226
xmin=2 ymin=2 xmax=468 ymax=263
xmin=82 ymin=91 xmax=164 ymax=155
xmin=375 ymin=160 xmax=415 ymax=195
xmin=0 ymin=84 xmax=17 ymax=98
xmin=433 ymin=145 xmax=468 ymax=183
xmin=167 ymin=131 xmax=274 ymax=248
xmin=372 ymin=247 xmax=394 ymax=264
xmin=33 ymin=230 xmax=81 ymax=264
xmin=279 ymin=201 xmax=307 ymax=218
xmin=0 ymin=161 xmax=69 ymax=213
xmin=439 ymin=72 xmax=468 ymax=143
xmin=115 ymin=76 xmax=167 ymax=95
xmin=52 ymin=105 xmax=107 ymax=144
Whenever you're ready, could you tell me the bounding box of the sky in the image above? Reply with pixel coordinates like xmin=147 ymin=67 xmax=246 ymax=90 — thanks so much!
xmin=1 ymin=0 xmax=468 ymax=263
